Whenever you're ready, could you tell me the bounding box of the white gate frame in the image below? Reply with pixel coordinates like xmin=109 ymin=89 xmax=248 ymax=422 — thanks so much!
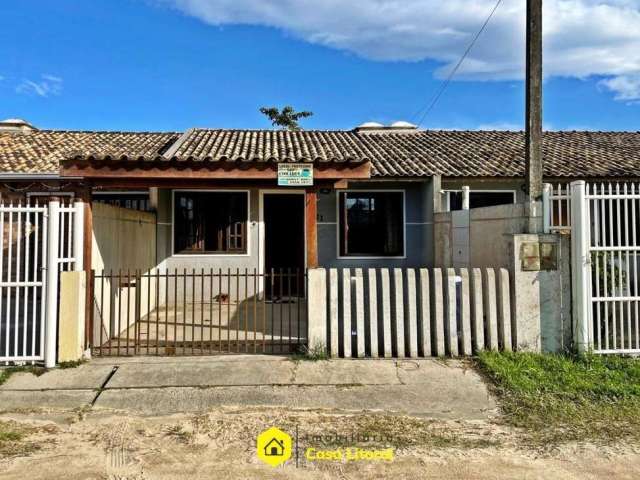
xmin=570 ymin=181 xmax=592 ymax=352
xmin=44 ymin=198 xmax=84 ymax=367
xmin=0 ymin=197 xmax=84 ymax=367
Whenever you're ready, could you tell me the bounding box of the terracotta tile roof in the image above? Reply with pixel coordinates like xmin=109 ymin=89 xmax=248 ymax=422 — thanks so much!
xmin=364 ymin=130 xmax=640 ymax=178
xmin=1 ymin=128 xmax=639 ymax=178
xmin=161 ymin=128 xmax=373 ymax=164
xmin=0 ymin=130 xmax=179 ymax=174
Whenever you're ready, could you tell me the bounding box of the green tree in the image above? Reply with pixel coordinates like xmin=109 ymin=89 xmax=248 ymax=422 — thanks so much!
xmin=259 ymin=106 xmax=313 ymax=131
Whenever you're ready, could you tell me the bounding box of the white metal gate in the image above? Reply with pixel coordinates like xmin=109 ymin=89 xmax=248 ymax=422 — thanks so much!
xmin=0 ymin=198 xmax=83 ymax=366
xmin=570 ymin=181 xmax=640 ymax=354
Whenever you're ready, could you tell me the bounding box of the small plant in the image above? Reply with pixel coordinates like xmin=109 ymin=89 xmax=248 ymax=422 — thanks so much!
xmin=58 ymin=359 xmax=86 ymax=369
xmin=293 ymin=342 xmax=329 ymax=361
xmin=259 ymin=106 xmax=313 ymax=131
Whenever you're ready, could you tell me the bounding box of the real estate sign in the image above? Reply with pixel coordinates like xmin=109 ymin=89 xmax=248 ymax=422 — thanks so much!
xmin=277 ymin=164 xmax=313 ymax=186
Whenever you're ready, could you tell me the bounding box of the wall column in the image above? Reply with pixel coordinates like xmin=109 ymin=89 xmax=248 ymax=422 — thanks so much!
xmin=306 ymin=190 xmax=318 ymax=268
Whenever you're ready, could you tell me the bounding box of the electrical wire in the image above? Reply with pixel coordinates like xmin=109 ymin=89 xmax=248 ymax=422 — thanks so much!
xmin=413 ymin=0 xmax=504 ymax=127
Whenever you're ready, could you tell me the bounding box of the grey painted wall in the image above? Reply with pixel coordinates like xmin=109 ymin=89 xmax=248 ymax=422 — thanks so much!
xmin=317 ymin=180 xmax=434 ymax=268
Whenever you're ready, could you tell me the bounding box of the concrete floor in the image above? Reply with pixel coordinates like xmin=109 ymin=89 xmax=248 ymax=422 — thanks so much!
xmin=0 ymin=357 xmax=496 ymax=419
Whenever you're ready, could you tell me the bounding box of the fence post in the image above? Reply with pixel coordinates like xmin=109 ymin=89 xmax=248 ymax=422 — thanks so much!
xmin=461 ymin=186 xmax=470 ymax=211
xmin=542 ymin=183 xmax=552 ymax=233
xmin=73 ymin=199 xmax=84 ymax=272
xmin=570 ymin=180 xmax=591 ymax=352
xmin=307 ymin=268 xmax=327 ymax=355
xmin=45 ymin=198 xmax=60 ymax=368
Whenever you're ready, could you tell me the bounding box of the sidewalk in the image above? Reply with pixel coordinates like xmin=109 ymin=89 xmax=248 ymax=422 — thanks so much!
xmin=0 ymin=356 xmax=495 ymax=419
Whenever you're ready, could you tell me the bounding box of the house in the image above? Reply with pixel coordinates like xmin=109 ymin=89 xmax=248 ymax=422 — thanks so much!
xmin=1 ymin=118 xmax=639 ymax=359
xmin=263 ymin=437 xmax=285 ymax=457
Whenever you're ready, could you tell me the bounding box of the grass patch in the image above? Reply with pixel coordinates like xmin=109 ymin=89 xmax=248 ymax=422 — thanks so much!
xmin=0 ymin=421 xmax=39 ymax=458
xmin=0 ymin=366 xmax=46 ymax=387
xmin=476 ymin=351 xmax=640 ymax=445
xmin=292 ymin=342 xmax=329 ymax=361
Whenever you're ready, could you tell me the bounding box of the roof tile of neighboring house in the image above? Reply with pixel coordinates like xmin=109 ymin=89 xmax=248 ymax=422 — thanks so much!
xmin=1 ymin=128 xmax=639 ymax=178
xmin=0 ymin=130 xmax=179 ymax=174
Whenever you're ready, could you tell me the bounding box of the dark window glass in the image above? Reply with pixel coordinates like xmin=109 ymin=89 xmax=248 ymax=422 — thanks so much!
xmin=174 ymin=191 xmax=248 ymax=254
xmin=339 ymin=191 xmax=404 ymax=257
xmin=448 ymin=191 xmax=514 ymax=211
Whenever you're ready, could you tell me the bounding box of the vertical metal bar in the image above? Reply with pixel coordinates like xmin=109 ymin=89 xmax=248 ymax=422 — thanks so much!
xmin=191 ymin=268 xmax=196 ymax=356
xmin=615 ymin=183 xmax=623 ymax=350
xmin=126 ymin=270 xmax=131 ymax=356
xmin=39 ymin=207 xmax=48 ymax=360
xmin=227 ymin=268 xmax=231 ymax=353
xmin=296 ymin=269 xmax=301 ymax=349
xmin=244 ymin=267 xmax=249 ymax=353
xmin=174 ymin=269 xmax=178 ymax=354
xmin=209 ymin=268 xmax=213 ymax=355
xmin=22 ymin=206 xmax=30 ymax=357
xmin=631 ymin=183 xmax=640 ymax=349
xmin=165 ymin=269 xmax=169 ymax=355
xmin=183 ymin=268 xmax=187 ymax=355
xmin=44 ymin=199 xmax=60 ymax=368
xmin=287 ymin=267 xmax=292 ymax=351
xmin=6 ymin=207 xmax=13 ymax=358
xmin=31 ymin=208 xmax=38 ymax=358
xmin=279 ymin=268 xmax=284 ymax=353
xmin=100 ymin=271 xmax=105 ymax=356
xmin=253 ymin=267 xmax=257 ymax=353
xmin=593 ymin=185 xmax=601 ymax=351
xmin=218 ymin=268 xmax=222 ymax=353
xmin=156 ymin=269 xmax=160 ymax=356
xmin=15 ymin=205 xmax=22 ymax=358
xmin=232 ymin=268 xmax=238 ymax=352
xmin=146 ymin=269 xmax=151 ymax=355
xmin=601 ymin=184 xmax=609 ymax=350
xmin=117 ymin=270 xmax=123 ymax=355
xmin=135 ymin=270 xmax=141 ymax=355
xmin=200 ymin=268 xmax=205 ymax=355
xmin=624 ymin=183 xmax=631 ymax=349
xmin=263 ymin=270 xmax=267 ymax=353
xmin=0 ymin=207 xmax=4 ymax=359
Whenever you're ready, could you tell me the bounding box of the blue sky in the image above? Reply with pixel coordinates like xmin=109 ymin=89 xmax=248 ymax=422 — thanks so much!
xmin=0 ymin=0 xmax=638 ymax=132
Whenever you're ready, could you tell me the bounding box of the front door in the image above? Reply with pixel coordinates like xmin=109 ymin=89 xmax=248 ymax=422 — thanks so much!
xmin=263 ymin=193 xmax=305 ymax=298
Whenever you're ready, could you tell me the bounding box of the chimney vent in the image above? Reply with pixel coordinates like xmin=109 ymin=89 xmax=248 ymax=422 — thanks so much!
xmin=0 ymin=118 xmax=37 ymax=133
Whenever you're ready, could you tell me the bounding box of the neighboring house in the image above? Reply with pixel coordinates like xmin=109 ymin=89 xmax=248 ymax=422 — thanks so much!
xmin=1 ymin=118 xmax=639 ymax=274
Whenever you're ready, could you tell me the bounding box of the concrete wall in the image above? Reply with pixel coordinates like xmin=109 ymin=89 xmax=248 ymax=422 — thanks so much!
xmin=91 ymin=203 xmax=159 ymax=346
xmin=317 ymin=180 xmax=434 ymax=268
xmin=433 ymin=202 xmax=571 ymax=353
xmin=434 ymin=202 xmax=532 ymax=269
xmin=92 ymin=202 xmax=157 ymax=273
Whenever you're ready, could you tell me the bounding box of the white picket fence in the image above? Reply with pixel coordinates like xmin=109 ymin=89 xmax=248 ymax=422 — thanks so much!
xmin=0 ymin=199 xmax=83 ymax=366
xmin=308 ymin=267 xmax=514 ymax=358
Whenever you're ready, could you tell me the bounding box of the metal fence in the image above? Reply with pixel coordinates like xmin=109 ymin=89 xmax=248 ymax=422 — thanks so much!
xmin=571 ymin=181 xmax=640 ymax=354
xmin=0 ymin=198 xmax=83 ymax=366
xmin=91 ymin=268 xmax=307 ymax=356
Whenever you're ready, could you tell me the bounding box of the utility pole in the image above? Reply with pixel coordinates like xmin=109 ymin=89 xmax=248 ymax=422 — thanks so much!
xmin=525 ymin=0 xmax=543 ymax=230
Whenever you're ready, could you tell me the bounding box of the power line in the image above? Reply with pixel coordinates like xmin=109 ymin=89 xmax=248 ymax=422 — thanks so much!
xmin=413 ymin=0 xmax=504 ymax=127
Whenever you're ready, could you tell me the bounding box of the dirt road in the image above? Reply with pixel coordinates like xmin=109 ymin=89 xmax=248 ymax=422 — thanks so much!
xmin=2 ymin=407 xmax=639 ymax=479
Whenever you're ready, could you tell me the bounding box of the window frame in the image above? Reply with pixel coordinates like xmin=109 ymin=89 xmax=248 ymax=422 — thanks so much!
xmin=171 ymin=189 xmax=251 ymax=257
xmin=336 ymin=189 xmax=406 ymax=260
xmin=443 ymin=189 xmax=517 ymax=212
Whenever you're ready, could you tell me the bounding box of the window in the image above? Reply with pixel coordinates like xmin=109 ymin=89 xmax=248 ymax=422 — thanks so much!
xmin=174 ymin=191 xmax=248 ymax=254
xmin=339 ymin=191 xmax=404 ymax=257
xmin=446 ymin=190 xmax=515 ymax=211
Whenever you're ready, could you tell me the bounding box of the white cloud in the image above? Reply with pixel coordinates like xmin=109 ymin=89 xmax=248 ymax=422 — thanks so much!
xmin=16 ymin=74 xmax=63 ymax=97
xmin=157 ymin=0 xmax=640 ymax=101
xmin=599 ymin=74 xmax=640 ymax=102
